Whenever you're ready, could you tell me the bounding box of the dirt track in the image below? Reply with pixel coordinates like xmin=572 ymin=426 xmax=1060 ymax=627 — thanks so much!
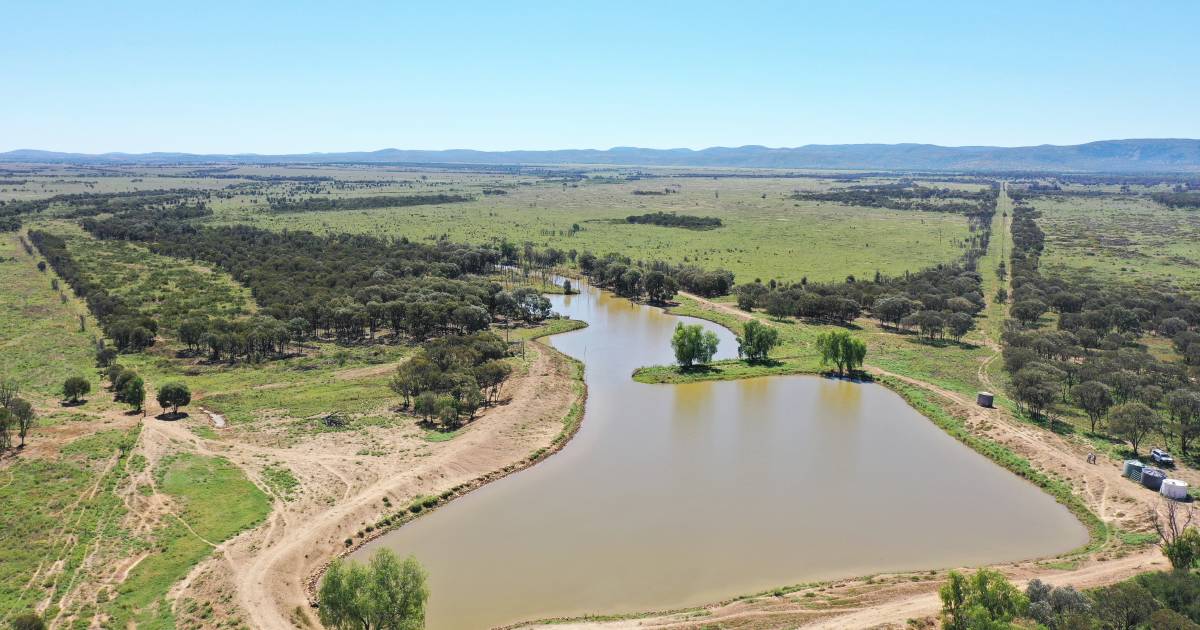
xmin=24 ymin=339 xmax=580 ymax=629
xmin=174 ymin=340 xmax=581 ymax=629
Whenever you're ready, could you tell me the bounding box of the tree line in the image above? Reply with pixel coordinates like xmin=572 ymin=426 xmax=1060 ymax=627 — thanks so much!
xmin=1151 ymin=191 xmax=1200 ymax=209
xmin=1002 ymin=200 xmax=1200 ymax=456
xmin=625 ymin=211 xmax=722 ymax=230
xmin=265 ymin=193 xmax=473 ymax=213
xmin=30 ymin=230 xmax=161 ymax=352
xmin=579 ymin=251 xmax=734 ymax=298
xmin=40 ymin=209 xmax=563 ymax=361
xmin=792 ymin=182 xmax=999 ymax=217
xmin=938 ymin=563 xmax=1200 ymax=629
xmin=731 ymin=262 xmax=986 ymax=340
xmin=0 ymin=189 xmax=209 ymax=221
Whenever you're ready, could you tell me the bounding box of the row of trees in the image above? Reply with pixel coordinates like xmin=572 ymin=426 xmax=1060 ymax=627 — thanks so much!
xmin=578 ymin=251 xmax=733 ymax=299
xmin=30 ymin=230 xmax=160 ymax=352
xmin=0 ymin=188 xmax=206 ymax=223
xmin=53 ymin=210 xmax=562 ymax=356
xmin=1002 ymin=201 xmax=1200 ymax=454
xmin=578 ymin=252 xmax=680 ymax=303
xmin=1151 ymin=191 xmax=1200 ymax=209
xmin=388 ymin=332 xmax=514 ymax=429
xmin=793 ymin=182 xmax=999 ymax=217
xmin=101 ymin=364 xmax=192 ymax=415
xmin=730 ymin=180 xmax=994 ymax=337
xmin=266 ymin=193 xmax=472 ymax=213
xmin=733 ymin=263 xmax=985 ymax=338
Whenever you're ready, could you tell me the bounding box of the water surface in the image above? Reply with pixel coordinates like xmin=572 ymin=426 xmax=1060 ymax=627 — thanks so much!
xmin=358 ymin=281 xmax=1086 ymax=629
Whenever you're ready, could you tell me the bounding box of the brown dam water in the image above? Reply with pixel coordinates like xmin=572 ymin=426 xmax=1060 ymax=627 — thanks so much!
xmin=357 ymin=281 xmax=1087 ymax=629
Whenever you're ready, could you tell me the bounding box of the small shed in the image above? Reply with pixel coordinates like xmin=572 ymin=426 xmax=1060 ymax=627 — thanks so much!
xmin=1160 ymin=479 xmax=1190 ymax=500
xmin=1123 ymin=460 xmax=1145 ymax=482
xmin=1141 ymin=467 xmax=1166 ymax=491
xmin=976 ymin=392 xmax=994 ymax=408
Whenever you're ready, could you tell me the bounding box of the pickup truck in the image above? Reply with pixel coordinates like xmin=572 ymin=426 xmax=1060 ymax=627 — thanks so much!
xmin=1150 ymin=448 xmax=1175 ymax=467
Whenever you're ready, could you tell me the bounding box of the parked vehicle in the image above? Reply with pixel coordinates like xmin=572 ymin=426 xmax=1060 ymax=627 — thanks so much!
xmin=1150 ymin=448 xmax=1175 ymax=467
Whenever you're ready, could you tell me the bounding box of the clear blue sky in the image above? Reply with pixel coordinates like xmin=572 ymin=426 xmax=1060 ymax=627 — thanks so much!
xmin=3 ymin=1 xmax=1198 ymax=154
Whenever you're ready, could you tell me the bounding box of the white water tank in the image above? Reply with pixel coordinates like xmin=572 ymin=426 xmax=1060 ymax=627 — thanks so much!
xmin=1160 ymin=479 xmax=1189 ymax=500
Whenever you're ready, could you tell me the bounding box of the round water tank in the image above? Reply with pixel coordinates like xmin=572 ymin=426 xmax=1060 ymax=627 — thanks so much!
xmin=1160 ymin=479 xmax=1189 ymax=500
xmin=1141 ymin=467 xmax=1166 ymax=491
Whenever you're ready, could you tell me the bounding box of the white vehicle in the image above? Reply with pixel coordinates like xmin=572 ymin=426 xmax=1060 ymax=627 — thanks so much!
xmin=1150 ymin=448 xmax=1175 ymax=467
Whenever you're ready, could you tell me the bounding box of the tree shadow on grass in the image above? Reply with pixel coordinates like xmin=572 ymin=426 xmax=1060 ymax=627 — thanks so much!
xmin=60 ymin=399 xmax=88 ymax=407
xmin=743 ymin=358 xmax=783 ymax=368
xmin=677 ymin=364 xmax=720 ymax=375
xmin=910 ymin=337 xmax=979 ymax=350
xmin=155 ymin=411 xmax=189 ymax=421
xmin=820 ymin=370 xmax=875 ymax=383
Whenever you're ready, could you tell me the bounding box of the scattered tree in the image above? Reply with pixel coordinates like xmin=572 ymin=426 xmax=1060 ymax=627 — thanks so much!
xmin=156 ymin=382 xmax=191 ymax=415
xmin=0 ymin=408 xmax=12 ymax=452
xmin=1166 ymin=389 xmax=1200 ymax=455
xmin=120 ymin=376 xmax=146 ymax=413
xmin=1012 ymin=299 xmax=1048 ymax=326
xmin=8 ymin=398 xmax=35 ymax=448
xmin=318 ymin=549 xmax=428 ymax=630
xmin=63 ymin=375 xmax=91 ymax=404
xmin=1090 ymin=582 xmax=1161 ymax=630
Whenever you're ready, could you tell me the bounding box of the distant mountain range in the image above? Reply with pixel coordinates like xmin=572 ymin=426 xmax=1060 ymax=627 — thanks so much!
xmin=4 ymin=139 xmax=1200 ymax=172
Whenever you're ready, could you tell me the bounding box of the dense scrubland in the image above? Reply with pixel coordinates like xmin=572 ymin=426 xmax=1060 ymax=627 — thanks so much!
xmin=2 ymin=163 xmax=1199 ymax=629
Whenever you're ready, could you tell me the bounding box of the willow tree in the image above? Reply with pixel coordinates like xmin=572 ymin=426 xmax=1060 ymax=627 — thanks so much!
xmin=815 ymin=330 xmax=867 ymax=376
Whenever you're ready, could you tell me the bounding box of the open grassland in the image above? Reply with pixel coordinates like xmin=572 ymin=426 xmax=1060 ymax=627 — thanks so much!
xmin=119 ymin=342 xmax=410 ymax=433
xmin=0 ymin=232 xmax=99 ymax=398
xmin=2 ymin=165 xmax=979 ymax=285
xmin=204 ymin=172 xmax=973 ymax=285
xmin=1035 ymin=193 xmax=1200 ymax=291
xmin=0 ymin=428 xmax=136 ymax=626
xmin=104 ymin=453 xmax=269 ymax=629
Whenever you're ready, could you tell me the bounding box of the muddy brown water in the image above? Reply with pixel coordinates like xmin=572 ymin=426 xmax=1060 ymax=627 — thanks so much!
xmin=357 ymin=281 xmax=1087 ymax=629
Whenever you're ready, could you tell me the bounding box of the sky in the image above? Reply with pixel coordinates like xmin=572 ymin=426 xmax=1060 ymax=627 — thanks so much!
xmin=3 ymin=1 xmax=1198 ymax=154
